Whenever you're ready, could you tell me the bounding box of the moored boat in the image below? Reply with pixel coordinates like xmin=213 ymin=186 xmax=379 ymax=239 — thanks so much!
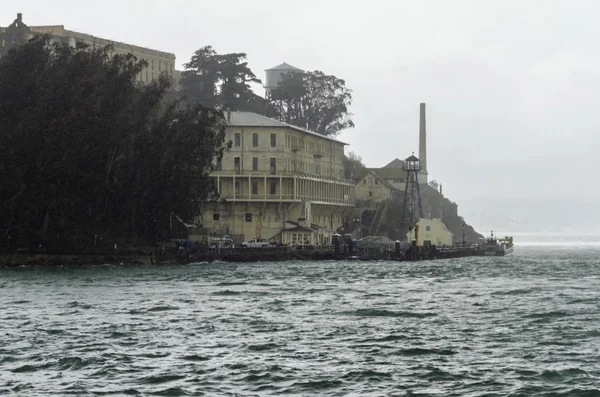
xmin=481 ymin=232 xmax=514 ymax=256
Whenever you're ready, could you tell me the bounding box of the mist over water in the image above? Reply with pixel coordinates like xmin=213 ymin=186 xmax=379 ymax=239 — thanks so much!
xmin=2 ymin=241 xmax=600 ymax=396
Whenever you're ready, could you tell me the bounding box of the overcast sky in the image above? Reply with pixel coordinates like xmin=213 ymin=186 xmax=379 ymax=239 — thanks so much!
xmin=6 ymin=0 xmax=599 ymax=202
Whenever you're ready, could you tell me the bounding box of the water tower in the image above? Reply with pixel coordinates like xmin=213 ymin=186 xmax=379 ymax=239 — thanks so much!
xmin=400 ymin=154 xmax=424 ymax=240
xmin=264 ymin=62 xmax=303 ymax=98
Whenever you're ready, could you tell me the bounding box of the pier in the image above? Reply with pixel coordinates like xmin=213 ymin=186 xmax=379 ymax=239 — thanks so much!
xmin=179 ymin=243 xmax=481 ymax=264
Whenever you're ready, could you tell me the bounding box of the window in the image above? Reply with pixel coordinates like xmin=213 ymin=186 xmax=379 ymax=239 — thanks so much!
xmin=145 ymin=70 xmax=148 ymax=81
xmin=213 ymin=213 xmax=220 ymax=221
xmin=426 ymin=225 xmax=431 ymax=231
xmin=375 ymin=180 xmax=379 ymax=185
xmin=252 ymin=157 xmax=258 ymax=171
xmin=269 ymin=181 xmax=277 ymax=195
xmin=216 ymin=158 xmax=222 ymax=171
xmin=369 ymin=192 xmax=373 ymax=197
xmin=245 ymin=213 xmax=252 ymax=222
xmin=270 ymin=158 xmax=276 ymax=174
xmin=151 ymin=59 xmax=155 ymax=70
xmin=252 ymin=133 xmax=258 ymax=147
xmin=316 ymin=165 xmax=321 ymax=175
xmin=363 ymin=180 xmax=366 ymax=184
xmin=234 ymin=157 xmax=240 ymax=172
xmin=270 ymin=133 xmax=276 ymax=147
xmin=235 ymin=181 xmax=241 ymax=195
xmin=234 ymin=133 xmax=241 ymax=147
xmin=252 ymin=181 xmax=258 ymax=195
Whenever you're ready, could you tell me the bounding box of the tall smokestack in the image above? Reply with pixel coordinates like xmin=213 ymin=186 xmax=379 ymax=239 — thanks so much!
xmin=419 ymin=103 xmax=427 ymax=175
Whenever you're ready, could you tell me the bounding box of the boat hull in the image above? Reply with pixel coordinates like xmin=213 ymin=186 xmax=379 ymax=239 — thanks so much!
xmin=484 ymin=246 xmax=514 ymax=256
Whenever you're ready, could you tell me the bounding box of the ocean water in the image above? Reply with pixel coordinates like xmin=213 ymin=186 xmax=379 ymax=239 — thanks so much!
xmin=2 ymin=241 xmax=600 ymax=396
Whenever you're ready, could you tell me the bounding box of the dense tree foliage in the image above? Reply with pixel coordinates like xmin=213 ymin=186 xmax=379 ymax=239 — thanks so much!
xmin=0 ymin=37 xmax=226 ymax=252
xmin=343 ymin=151 xmax=366 ymax=180
xmin=179 ymin=46 xmax=267 ymax=113
xmin=267 ymin=70 xmax=354 ymax=136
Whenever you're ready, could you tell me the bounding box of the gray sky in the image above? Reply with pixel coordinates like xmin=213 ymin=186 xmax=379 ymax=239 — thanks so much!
xmin=7 ymin=0 xmax=599 ymax=202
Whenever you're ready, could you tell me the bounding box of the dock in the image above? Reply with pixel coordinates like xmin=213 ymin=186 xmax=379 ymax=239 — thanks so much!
xmin=179 ymin=243 xmax=482 ymax=264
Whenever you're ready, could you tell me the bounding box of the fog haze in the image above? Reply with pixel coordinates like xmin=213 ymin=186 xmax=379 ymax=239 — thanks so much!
xmin=7 ymin=0 xmax=598 ymax=206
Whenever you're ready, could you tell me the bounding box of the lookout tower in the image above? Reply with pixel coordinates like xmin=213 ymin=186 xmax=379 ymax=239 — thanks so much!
xmin=264 ymin=62 xmax=303 ymax=98
xmin=400 ymin=154 xmax=424 ymax=240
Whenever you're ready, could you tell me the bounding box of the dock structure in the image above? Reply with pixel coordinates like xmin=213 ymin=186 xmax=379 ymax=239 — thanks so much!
xmin=176 ymin=243 xmax=482 ymax=264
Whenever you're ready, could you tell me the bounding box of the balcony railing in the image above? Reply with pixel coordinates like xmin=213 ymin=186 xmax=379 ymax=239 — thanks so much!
xmin=218 ymin=193 xmax=354 ymax=205
xmin=211 ymin=169 xmax=354 ymax=185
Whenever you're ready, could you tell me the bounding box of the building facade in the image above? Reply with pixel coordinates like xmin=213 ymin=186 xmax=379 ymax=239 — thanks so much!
xmin=200 ymin=111 xmax=355 ymax=246
xmin=355 ymin=171 xmax=400 ymax=208
xmin=1 ymin=14 xmax=177 ymax=86
xmin=406 ymin=218 xmax=453 ymax=246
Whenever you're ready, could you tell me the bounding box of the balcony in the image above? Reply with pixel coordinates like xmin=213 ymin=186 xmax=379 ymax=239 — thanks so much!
xmin=211 ymin=169 xmax=354 ymax=185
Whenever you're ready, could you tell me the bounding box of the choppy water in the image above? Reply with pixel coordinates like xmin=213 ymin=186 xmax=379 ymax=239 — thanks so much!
xmin=2 ymin=244 xmax=600 ymax=396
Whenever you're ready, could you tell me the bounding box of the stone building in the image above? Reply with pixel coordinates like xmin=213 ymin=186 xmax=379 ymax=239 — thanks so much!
xmin=1 ymin=14 xmax=177 ymax=86
xmin=199 ymin=111 xmax=356 ymax=246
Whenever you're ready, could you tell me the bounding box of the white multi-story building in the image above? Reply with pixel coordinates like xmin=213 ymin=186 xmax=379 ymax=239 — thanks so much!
xmin=200 ymin=111 xmax=355 ymax=246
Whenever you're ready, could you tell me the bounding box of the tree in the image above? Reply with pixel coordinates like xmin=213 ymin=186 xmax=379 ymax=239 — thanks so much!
xmin=343 ymin=151 xmax=366 ymax=180
xmin=268 ymin=70 xmax=354 ymax=136
xmin=0 ymin=36 xmax=226 ymax=252
xmin=179 ymin=46 xmax=266 ymax=112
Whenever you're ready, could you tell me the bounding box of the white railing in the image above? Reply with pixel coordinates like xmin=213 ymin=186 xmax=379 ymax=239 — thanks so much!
xmin=211 ymin=169 xmax=354 ymax=185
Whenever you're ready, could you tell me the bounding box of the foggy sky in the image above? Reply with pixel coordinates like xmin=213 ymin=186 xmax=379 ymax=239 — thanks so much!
xmin=6 ymin=0 xmax=599 ymax=202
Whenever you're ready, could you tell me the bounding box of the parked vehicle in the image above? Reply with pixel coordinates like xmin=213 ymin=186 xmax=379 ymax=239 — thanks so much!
xmin=210 ymin=237 xmax=235 ymax=249
xmin=241 ymin=239 xmax=270 ymax=248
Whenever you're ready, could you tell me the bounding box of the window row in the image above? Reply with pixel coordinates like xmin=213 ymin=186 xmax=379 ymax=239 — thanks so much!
xmin=216 ymin=157 xmax=278 ymax=173
xmin=234 ymin=132 xmax=277 ymax=148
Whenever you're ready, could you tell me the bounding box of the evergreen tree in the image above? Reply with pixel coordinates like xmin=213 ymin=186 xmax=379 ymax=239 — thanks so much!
xmin=0 ymin=36 xmax=226 ymax=252
xmin=180 ymin=46 xmax=266 ymax=112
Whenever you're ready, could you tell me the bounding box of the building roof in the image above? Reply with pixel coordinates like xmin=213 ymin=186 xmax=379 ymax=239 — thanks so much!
xmin=369 ymin=167 xmax=406 ymax=181
xmin=265 ymin=62 xmax=302 ymax=71
xmin=405 ymin=154 xmax=420 ymax=162
xmin=356 ymin=170 xmax=396 ymax=190
xmin=226 ymin=111 xmax=348 ymax=144
xmin=384 ymin=158 xmax=405 ymax=169
xmin=29 ymin=25 xmax=175 ymax=58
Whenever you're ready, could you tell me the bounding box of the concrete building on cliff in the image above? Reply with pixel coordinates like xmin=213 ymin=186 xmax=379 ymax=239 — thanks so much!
xmin=0 ymin=14 xmax=179 ymax=87
xmin=200 ymin=111 xmax=356 ymax=246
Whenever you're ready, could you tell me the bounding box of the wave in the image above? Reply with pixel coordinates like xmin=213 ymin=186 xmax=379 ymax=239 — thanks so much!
xmin=149 ymin=387 xmax=192 ymax=396
xmin=394 ymin=347 xmax=458 ymax=356
xmin=343 ymin=369 xmax=393 ymax=381
xmin=349 ymin=308 xmax=436 ymax=318
xmin=211 ymin=290 xmax=241 ymax=296
xmin=181 ymin=355 xmax=210 ymax=362
xmin=138 ymin=374 xmax=187 ymax=385
xmin=492 ymin=287 xmax=541 ymax=296
xmin=216 ymin=281 xmax=248 ymax=286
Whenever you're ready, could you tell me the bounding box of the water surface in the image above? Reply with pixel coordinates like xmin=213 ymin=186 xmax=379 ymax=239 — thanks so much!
xmin=2 ymin=244 xmax=600 ymax=396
